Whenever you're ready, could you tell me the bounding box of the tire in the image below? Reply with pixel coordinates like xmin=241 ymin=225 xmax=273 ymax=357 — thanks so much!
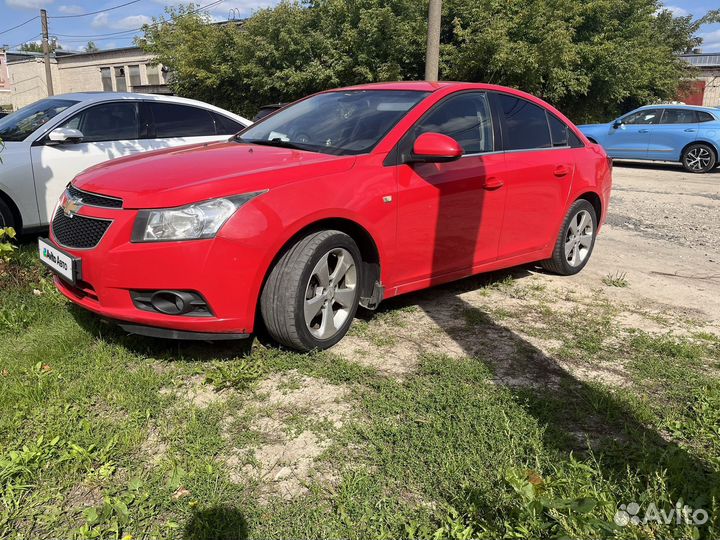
xmin=681 ymin=143 xmax=716 ymax=174
xmin=260 ymin=230 xmax=362 ymax=351
xmin=541 ymin=199 xmax=598 ymax=276
xmin=0 ymin=198 xmax=15 ymax=230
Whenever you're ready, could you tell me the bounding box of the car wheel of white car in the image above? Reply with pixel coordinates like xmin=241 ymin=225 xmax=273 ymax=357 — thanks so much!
xmin=682 ymin=143 xmax=717 ymax=174
xmin=0 ymin=199 xmax=15 ymax=230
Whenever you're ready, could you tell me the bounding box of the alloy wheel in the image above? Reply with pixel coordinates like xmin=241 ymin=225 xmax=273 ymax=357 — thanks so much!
xmin=564 ymin=209 xmax=594 ymax=267
xmin=304 ymin=247 xmax=358 ymax=340
xmin=685 ymin=147 xmax=712 ymax=172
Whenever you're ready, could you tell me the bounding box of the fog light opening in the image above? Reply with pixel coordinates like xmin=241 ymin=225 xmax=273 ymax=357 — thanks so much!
xmin=150 ymin=291 xmax=194 ymax=315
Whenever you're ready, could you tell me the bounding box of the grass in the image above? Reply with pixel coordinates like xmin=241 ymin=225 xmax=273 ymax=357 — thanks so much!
xmin=602 ymin=271 xmax=629 ymax=288
xmin=1 ymin=245 xmax=720 ymax=539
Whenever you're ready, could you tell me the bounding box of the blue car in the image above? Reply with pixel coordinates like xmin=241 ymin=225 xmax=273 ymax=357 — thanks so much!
xmin=578 ymin=105 xmax=719 ymax=173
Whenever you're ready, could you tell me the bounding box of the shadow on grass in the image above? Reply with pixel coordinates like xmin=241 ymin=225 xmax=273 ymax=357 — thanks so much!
xmin=183 ymin=506 xmax=248 ymax=540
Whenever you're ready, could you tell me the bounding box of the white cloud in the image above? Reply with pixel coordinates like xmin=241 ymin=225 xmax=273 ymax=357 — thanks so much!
xmin=663 ymin=5 xmax=690 ymax=17
xmin=57 ymin=4 xmax=84 ymax=15
xmin=5 ymin=0 xmax=53 ymax=8
xmin=699 ymin=29 xmax=720 ymax=52
xmin=149 ymin=0 xmax=279 ymax=20
xmin=91 ymin=12 xmax=151 ymax=30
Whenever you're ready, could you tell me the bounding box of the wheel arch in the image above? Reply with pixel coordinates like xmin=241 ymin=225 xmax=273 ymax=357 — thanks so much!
xmin=681 ymin=139 xmax=719 ymax=162
xmin=0 ymin=188 xmax=23 ymax=231
xmin=259 ymin=217 xmax=382 ymax=312
xmin=576 ymin=191 xmax=602 ymax=223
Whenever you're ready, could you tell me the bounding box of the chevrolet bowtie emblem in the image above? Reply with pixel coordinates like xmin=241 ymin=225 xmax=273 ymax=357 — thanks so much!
xmin=62 ymin=195 xmax=83 ymax=218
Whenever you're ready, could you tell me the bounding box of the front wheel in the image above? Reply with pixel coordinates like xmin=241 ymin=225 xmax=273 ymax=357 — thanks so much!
xmin=541 ymin=199 xmax=598 ymax=276
xmin=260 ymin=230 xmax=362 ymax=351
xmin=682 ymin=143 xmax=716 ymax=174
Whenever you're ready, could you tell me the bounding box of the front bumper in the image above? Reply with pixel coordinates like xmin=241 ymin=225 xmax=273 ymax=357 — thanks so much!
xmin=50 ymin=203 xmax=264 ymax=338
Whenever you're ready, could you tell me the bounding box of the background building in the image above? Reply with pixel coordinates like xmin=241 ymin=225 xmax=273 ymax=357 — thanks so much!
xmin=0 ymin=46 xmax=169 ymax=111
xmin=679 ymin=52 xmax=720 ymax=107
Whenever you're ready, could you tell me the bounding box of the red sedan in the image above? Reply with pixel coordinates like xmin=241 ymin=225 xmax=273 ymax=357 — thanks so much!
xmin=39 ymin=82 xmax=612 ymax=351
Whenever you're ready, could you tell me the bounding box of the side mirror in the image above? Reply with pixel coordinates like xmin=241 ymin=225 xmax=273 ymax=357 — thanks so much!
xmin=612 ymin=120 xmax=623 ymax=130
xmin=409 ymin=132 xmax=463 ymax=163
xmin=48 ymin=127 xmax=84 ymax=144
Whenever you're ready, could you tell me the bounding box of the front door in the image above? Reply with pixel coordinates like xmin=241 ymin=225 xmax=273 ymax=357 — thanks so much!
xmin=603 ymin=108 xmax=662 ymax=160
xmin=394 ymin=91 xmax=507 ymax=286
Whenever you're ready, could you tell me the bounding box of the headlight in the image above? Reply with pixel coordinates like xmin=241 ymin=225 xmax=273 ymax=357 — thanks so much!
xmin=132 ymin=191 xmax=266 ymax=242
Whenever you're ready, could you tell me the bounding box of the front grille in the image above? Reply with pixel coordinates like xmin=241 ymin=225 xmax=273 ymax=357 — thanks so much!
xmin=52 ymin=208 xmax=112 ymax=249
xmin=67 ymin=184 xmax=123 ymax=209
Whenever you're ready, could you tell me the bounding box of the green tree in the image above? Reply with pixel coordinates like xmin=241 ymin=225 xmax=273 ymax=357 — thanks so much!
xmin=139 ymin=0 xmax=713 ymax=121
xmin=85 ymin=41 xmax=99 ymax=53
xmin=19 ymin=38 xmax=61 ymax=53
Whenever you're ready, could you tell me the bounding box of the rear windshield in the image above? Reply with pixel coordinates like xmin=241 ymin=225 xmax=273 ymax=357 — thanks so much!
xmin=0 ymin=98 xmax=78 ymax=142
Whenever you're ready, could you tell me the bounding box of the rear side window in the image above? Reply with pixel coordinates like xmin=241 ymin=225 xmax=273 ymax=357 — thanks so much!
xmin=661 ymin=109 xmax=697 ymax=124
xmin=60 ymin=102 xmax=139 ymax=142
xmin=698 ymin=111 xmax=716 ymax=123
xmin=547 ymin=113 xmax=584 ymax=148
xmin=150 ymin=103 xmax=216 ymax=138
xmin=212 ymin=112 xmax=245 ymax=135
xmin=497 ymin=94 xmax=552 ymax=151
xmin=412 ymin=92 xmax=494 ymax=154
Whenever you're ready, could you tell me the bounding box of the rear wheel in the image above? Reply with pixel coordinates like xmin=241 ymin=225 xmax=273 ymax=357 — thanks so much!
xmin=541 ymin=199 xmax=597 ymax=276
xmin=682 ymin=143 xmax=716 ymax=173
xmin=260 ymin=230 xmax=362 ymax=351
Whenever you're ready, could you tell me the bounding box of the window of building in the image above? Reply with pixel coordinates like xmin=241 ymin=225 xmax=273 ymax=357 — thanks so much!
xmin=661 ymin=109 xmax=697 ymax=124
xmin=100 ymin=67 xmax=112 ymax=92
xmin=146 ymin=64 xmax=160 ymax=85
xmin=59 ymin=102 xmax=139 ymax=142
xmin=150 ymin=103 xmax=216 ymax=137
xmin=411 ymin=92 xmax=494 ymax=154
xmin=114 ymin=66 xmax=127 ymax=92
xmin=497 ymin=94 xmax=552 ymax=151
xmin=128 ymin=65 xmax=141 ymax=89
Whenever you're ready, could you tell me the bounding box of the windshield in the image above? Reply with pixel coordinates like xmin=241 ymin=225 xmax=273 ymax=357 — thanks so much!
xmin=238 ymin=90 xmax=430 ymax=155
xmin=0 ymin=98 xmax=78 ymax=142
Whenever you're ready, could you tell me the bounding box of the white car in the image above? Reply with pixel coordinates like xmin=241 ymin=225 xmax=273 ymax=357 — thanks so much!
xmin=0 ymin=93 xmax=251 ymax=232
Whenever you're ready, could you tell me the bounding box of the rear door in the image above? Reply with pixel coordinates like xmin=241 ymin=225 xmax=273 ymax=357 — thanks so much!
xmin=603 ymin=108 xmax=662 ymax=159
xmin=493 ymin=93 xmax=577 ymax=259
xmin=647 ymin=108 xmax=699 ymax=162
xmin=30 ymin=100 xmax=146 ymax=223
xmin=147 ymin=102 xmax=245 ymax=148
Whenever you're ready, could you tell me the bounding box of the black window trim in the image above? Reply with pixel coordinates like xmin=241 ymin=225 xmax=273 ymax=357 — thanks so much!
xmin=490 ymin=91 xmax=585 ymax=153
xmin=32 ymin=99 xmax=145 ymax=146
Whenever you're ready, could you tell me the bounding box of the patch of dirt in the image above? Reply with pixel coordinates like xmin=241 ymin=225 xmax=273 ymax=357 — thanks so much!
xmin=221 ymin=371 xmax=352 ymax=500
xmin=138 ymin=424 xmax=168 ymax=465
xmin=63 ymin=482 xmax=103 ymax=511
xmin=160 ymin=374 xmax=226 ymax=409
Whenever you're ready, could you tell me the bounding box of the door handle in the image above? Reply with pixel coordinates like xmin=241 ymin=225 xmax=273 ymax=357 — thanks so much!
xmin=483 ymin=177 xmax=504 ymax=190
xmin=638 ymin=129 xmax=649 ymax=133
xmin=684 ymin=129 xmax=696 ymax=132
xmin=553 ymin=165 xmax=570 ymax=178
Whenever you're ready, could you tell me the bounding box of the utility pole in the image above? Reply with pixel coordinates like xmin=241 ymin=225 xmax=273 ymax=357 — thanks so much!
xmin=41 ymin=9 xmax=54 ymax=96
xmin=424 ymin=0 xmax=442 ymax=82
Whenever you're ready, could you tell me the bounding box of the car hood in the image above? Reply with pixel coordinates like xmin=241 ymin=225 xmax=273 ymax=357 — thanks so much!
xmin=72 ymin=141 xmax=356 ymax=209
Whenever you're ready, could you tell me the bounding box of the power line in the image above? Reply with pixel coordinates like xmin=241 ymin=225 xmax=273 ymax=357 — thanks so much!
xmin=54 ymin=29 xmax=142 ymax=39
xmin=49 ymin=0 xmax=143 ymax=19
xmin=0 ymin=15 xmax=39 ymax=37
xmin=6 ymin=34 xmax=43 ymax=50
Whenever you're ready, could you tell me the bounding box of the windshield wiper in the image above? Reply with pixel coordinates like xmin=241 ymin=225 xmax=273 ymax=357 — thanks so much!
xmin=235 ymin=136 xmax=317 ymax=152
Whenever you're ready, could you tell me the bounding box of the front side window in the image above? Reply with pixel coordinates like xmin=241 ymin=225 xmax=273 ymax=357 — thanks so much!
xmin=410 ymin=92 xmax=494 ymax=154
xmin=661 ymin=109 xmax=697 ymax=124
xmin=497 ymin=94 xmax=552 ymax=151
xmin=212 ymin=112 xmax=246 ymax=134
xmin=0 ymin=98 xmax=78 ymax=142
xmin=151 ymin=103 xmax=216 ymax=137
xmin=59 ymin=102 xmax=140 ymax=142
xmin=622 ymin=109 xmax=661 ymax=125
xmin=238 ymin=90 xmax=430 ymax=156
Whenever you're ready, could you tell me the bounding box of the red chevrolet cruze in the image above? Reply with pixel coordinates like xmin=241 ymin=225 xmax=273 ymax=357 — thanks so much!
xmin=39 ymin=82 xmax=612 ymax=351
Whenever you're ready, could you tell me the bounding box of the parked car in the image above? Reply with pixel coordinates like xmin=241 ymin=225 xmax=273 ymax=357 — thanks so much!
xmin=253 ymin=103 xmax=286 ymax=122
xmin=0 ymin=111 xmax=8 ymax=119
xmin=40 ymin=82 xmax=612 ymax=351
xmin=578 ymin=104 xmax=719 ymax=173
xmin=0 ymin=93 xmax=250 ymax=232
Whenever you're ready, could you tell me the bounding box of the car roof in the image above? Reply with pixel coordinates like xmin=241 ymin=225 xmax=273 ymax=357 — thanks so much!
xmin=50 ymin=92 xmax=251 ymax=124
xmin=333 ymin=81 xmax=466 ymax=92
xmin=636 ymin=103 xmax=719 ymax=114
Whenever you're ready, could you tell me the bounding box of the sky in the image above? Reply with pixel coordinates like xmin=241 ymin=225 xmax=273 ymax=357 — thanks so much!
xmin=0 ymin=0 xmax=719 ymax=53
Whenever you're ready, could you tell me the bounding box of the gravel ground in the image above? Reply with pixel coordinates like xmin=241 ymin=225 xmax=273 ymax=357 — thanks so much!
xmin=606 ymin=161 xmax=720 ymax=261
